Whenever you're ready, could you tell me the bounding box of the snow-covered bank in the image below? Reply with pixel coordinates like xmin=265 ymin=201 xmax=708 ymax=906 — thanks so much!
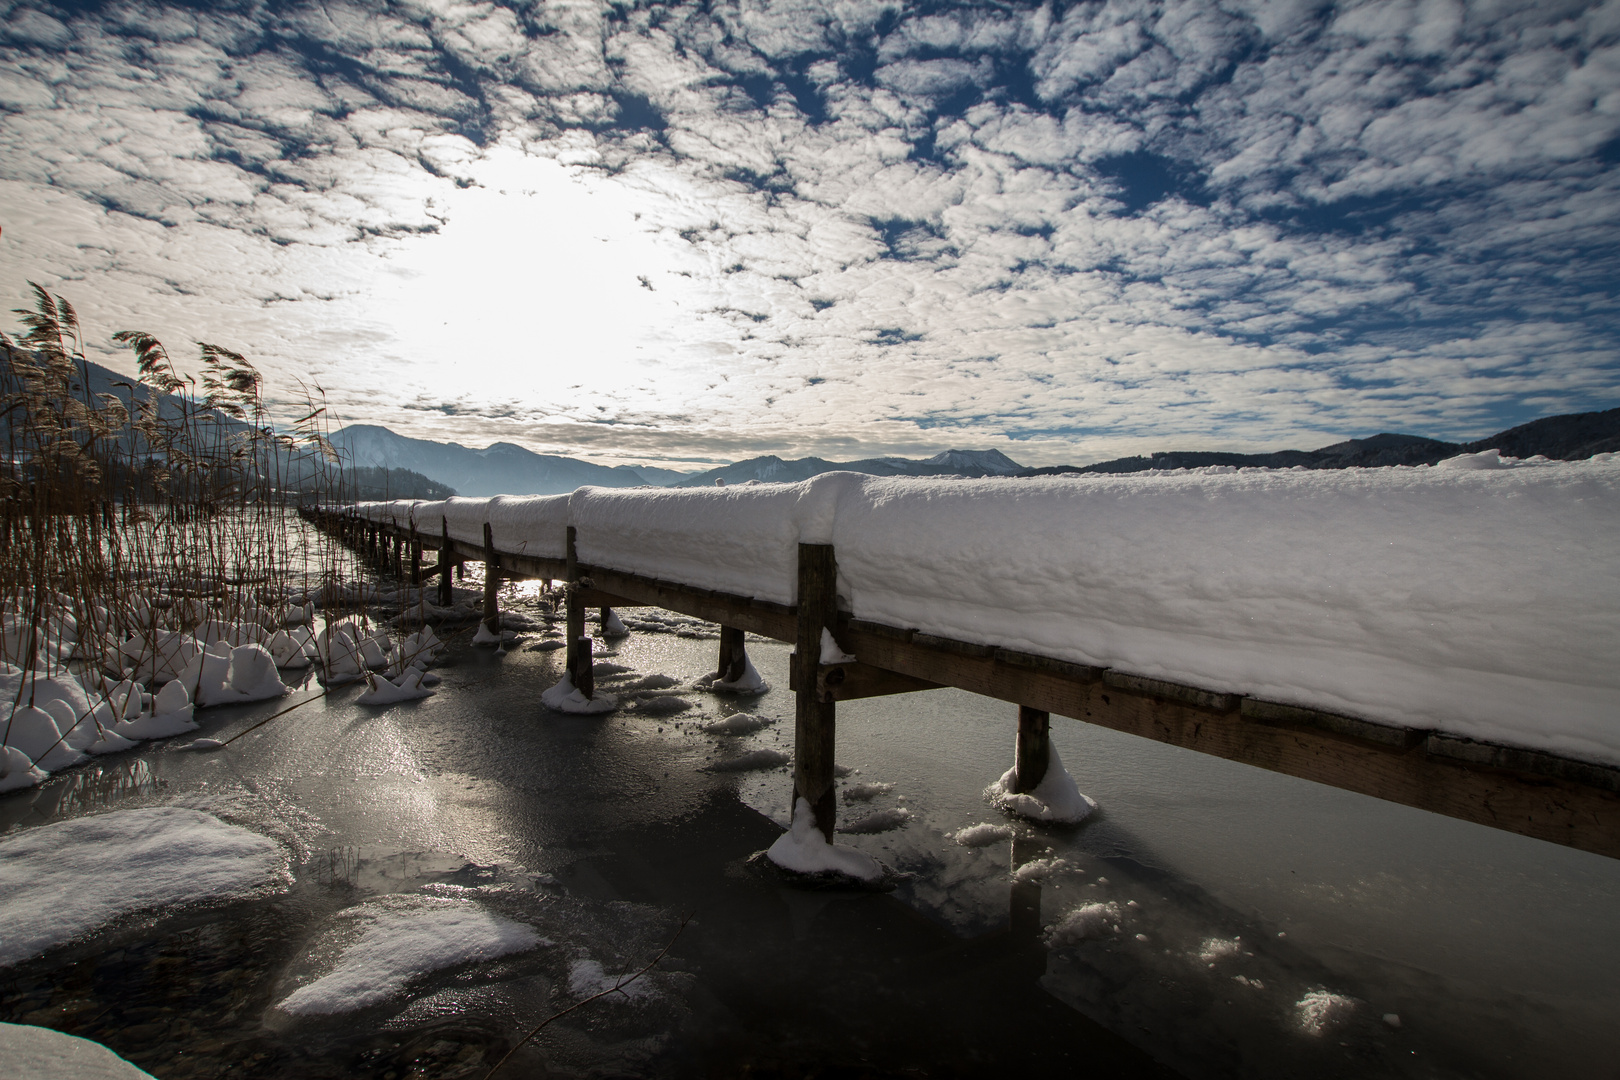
xmin=0 ymin=1022 xmax=157 ymax=1079
xmin=1 ymin=578 xmax=455 ymax=791
xmin=352 ymin=454 xmax=1620 ymax=765
xmin=0 ymin=807 xmax=291 ymax=967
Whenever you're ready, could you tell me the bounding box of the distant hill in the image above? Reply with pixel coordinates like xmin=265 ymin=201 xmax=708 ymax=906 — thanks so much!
xmin=674 ymin=448 xmax=1024 ymax=486
xmin=1021 ymin=408 xmax=1620 ymax=476
xmin=328 ymin=425 xmax=689 ymax=496
xmin=345 ymin=467 xmax=456 ymax=500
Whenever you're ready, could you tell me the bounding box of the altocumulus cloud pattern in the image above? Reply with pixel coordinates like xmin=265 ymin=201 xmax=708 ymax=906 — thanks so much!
xmin=1 ymin=0 xmax=1617 ymax=465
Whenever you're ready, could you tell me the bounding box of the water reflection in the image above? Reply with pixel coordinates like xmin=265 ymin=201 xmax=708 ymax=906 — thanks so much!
xmin=0 ymin=757 xmax=159 ymax=834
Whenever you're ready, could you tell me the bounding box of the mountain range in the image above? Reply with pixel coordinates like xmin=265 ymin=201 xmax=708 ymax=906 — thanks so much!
xmin=327 ymin=407 xmax=1617 ymax=495
xmin=9 ymin=352 xmax=1613 ymax=494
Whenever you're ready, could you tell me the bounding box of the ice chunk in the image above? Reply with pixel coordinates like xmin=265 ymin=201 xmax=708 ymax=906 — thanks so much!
xmin=842 ymin=781 xmax=894 ymax=803
xmin=985 ymin=742 xmax=1097 ymax=824
xmin=471 ymin=622 xmax=502 ymax=646
xmin=764 ymin=797 xmax=883 ymax=882
xmin=0 ymin=807 xmax=289 ymax=966
xmin=601 ymin=609 xmax=629 ymax=638
xmin=275 ymin=895 xmax=541 ymax=1015
xmin=1046 ymin=902 xmax=1121 ymax=947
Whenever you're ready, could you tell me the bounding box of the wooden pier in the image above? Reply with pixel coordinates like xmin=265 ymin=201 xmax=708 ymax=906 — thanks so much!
xmin=309 ymin=507 xmax=1620 ymax=861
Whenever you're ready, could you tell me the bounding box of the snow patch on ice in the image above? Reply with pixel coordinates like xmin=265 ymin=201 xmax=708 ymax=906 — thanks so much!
xmin=837 ymin=807 xmax=910 ymax=834
xmin=952 ymin=822 xmax=1014 ymax=847
xmin=704 ymin=748 xmax=790 ymax=772
xmin=568 ymin=958 xmax=655 ymax=1001
xmin=0 ymin=807 xmax=289 ymax=966
xmin=1296 ymin=989 xmax=1357 ymax=1035
xmin=1198 ymin=936 xmax=1243 ymax=963
xmin=1046 ymin=902 xmax=1121 ymax=947
xmin=703 ymin=712 xmax=773 ymax=735
xmin=1012 ymin=857 xmax=1067 ymax=883
xmin=277 ymin=896 xmax=542 ymax=1015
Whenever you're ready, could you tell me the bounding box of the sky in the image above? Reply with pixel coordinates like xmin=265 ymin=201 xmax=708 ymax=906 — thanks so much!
xmin=1 ymin=0 xmax=1617 ymax=470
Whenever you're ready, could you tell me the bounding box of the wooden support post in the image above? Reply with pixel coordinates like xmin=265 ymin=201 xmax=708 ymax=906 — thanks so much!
xmin=573 ymin=634 xmax=595 ymax=699
xmin=717 ymin=625 xmax=747 ymax=683
xmin=1015 ymin=705 xmax=1051 ymax=793
xmin=563 ymin=527 xmax=583 ymax=680
xmin=481 ymin=522 xmax=500 ymax=637
xmin=409 ymin=538 xmax=422 ymax=585
xmin=438 ymin=519 xmax=454 ymax=606
xmin=794 ymin=543 xmax=839 ymax=841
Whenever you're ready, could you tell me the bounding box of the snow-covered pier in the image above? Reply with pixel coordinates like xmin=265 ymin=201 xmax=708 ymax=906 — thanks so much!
xmin=315 ymin=455 xmax=1620 ymax=860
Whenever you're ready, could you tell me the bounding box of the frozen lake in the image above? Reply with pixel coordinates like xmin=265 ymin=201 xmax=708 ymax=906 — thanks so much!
xmin=2 ymin=605 xmax=1617 ymax=1078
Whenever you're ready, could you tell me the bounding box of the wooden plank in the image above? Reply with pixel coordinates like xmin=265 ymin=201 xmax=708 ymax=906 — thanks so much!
xmin=574 ymin=587 xmax=640 ymax=608
xmin=788 ymin=659 xmax=943 ymax=702
xmin=795 ymin=543 xmax=839 ymax=841
xmin=578 ymin=564 xmax=795 ymax=640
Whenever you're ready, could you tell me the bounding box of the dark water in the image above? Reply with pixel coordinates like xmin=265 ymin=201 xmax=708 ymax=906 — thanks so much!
xmin=3 ymin=607 xmax=1617 ymax=1078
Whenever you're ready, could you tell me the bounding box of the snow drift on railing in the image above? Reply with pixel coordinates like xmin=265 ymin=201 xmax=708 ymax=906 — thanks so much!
xmin=350 ymin=452 xmax=1620 ymax=766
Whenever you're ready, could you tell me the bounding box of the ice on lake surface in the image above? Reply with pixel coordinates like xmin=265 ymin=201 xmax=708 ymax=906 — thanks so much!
xmin=1 ymin=614 xmax=1617 ymax=1078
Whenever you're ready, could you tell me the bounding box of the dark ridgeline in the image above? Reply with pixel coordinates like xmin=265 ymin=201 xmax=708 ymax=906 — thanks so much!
xmin=1019 ymin=407 xmax=1620 ymax=477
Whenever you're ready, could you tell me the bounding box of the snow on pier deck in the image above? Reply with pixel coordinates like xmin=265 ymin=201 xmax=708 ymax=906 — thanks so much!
xmin=330 ymin=451 xmax=1620 ymax=858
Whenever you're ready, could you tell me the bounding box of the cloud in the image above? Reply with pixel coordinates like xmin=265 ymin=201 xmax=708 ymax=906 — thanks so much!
xmin=0 ymin=0 xmax=1615 ymax=471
